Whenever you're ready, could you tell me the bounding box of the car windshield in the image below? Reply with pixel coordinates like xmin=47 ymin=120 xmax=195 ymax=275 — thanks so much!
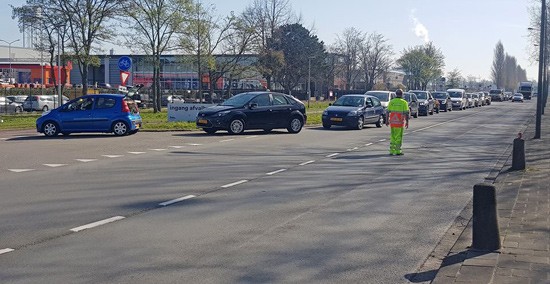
xmin=489 ymin=90 xmax=501 ymax=94
xmin=448 ymin=92 xmax=463 ymax=98
xmin=403 ymin=93 xmax=411 ymax=101
xmin=333 ymin=96 xmax=365 ymax=107
xmin=366 ymin=92 xmax=389 ymax=102
xmin=433 ymin=93 xmax=447 ymax=99
xmin=220 ymin=93 xmax=257 ymax=106
xmin=414 ymin=92 xmax=428 ymax=100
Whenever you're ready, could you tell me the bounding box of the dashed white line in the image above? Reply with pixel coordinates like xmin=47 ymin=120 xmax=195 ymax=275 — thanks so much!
xmin=169 ymin=146 xmax=185 ymax=149
xmin=75 ymin=159 xmax=97 ymax=163
xmin=378 ymin=139 xmax=386 ymax=142
xmin=187 ymin=143 xmax=202 ymax=146
xmin=159 ymin=195 xmax=196 ymax=206
xmin=70 ymin=216 xmax=126 ymax=232
xmin=128 ymin=152 xmax=146 ymax=155
xmin=299 ymin=160 xmax=315 ymax=166
xmin=8 ymin=169 xmax=35 ymax=173
xmin=326 ymin=153 xmax=339 ymax=158
xmin=102 ymin=155 xmax=123 ymax=158
xmin=221 ymin=180 xmax=248 ymax=188
xmin=0 ymin=138 xmax=8 ymax=140
xmin=0 ymin=248 xmax=14 ymax=255
xmin=365 ymin=143 xmax=373 ymax=146
xmin=149 ymin=149 xmax=166 ymax=151
xmin=266 ymin=169 xmax=286 ymax=175
xmin=246 ymin=136 xmax=258 ymax=139
xmin=43 ymin=164 xmax=67 ymax=168
xmin=220 ymin=139 xmax=235 ymax=142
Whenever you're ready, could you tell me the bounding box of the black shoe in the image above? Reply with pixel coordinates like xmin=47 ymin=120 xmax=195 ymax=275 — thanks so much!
xmin=396 ymin=152 xmax=404 ymax=156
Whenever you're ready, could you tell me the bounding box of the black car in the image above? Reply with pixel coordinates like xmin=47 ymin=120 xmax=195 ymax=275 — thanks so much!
xmin=321 ymin=94 xmax=385 ymax=130
xmin=409 ymin=90 xmax=435 ymax=115
xmin=196 ymin=91 xmax=306 ymax=134
xmin=432 ymin=92 xmax=452 ymax=112
xmin=403 ymin=92 xmax=419 ymax=118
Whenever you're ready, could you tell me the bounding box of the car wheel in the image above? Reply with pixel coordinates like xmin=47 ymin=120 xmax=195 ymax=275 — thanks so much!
xmin=42 ymin=121 xmax=59 ymax=137
xmin=287 ymin=116 xmax=303 ymax=133
xmin=322 ymin=123 xmax=331 ymax=129
xmin=228 ymin=118 xmax=245 ymax=134
xmin=375 ymin=115 xmax=382 ymax=128
xmin=42 ymin=105 xmax=49 ymax=112
xmin=112 ymin=121 xmax=129 ymax=136
xmin=355 ymin=116 xmax=364 ymax=130
xmin=15 ymin=106 xmax=22 ymax=113
xmin=204 ymin=128 xmax=217 ymax=134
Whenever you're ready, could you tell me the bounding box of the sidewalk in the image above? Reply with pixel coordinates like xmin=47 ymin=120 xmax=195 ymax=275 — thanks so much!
xmin=431 ymin=114 xmax=550 ymax=283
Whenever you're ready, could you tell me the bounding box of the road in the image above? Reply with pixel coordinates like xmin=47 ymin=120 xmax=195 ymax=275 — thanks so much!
xmin=0 ymin=101 xmax=534 ymax=283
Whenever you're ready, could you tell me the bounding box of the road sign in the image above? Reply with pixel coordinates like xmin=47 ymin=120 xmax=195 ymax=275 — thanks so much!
xmin=120 ymin=71 xmax=130 ymax=86
xmin=118 ymin=56 xmax=132 ymax=71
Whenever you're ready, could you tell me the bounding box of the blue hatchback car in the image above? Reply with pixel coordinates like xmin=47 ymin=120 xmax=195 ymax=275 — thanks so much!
xmin=322 ymin=94 xmax=385 ymax=130
xmin=36 ymin=94 xmax=142 ymax=137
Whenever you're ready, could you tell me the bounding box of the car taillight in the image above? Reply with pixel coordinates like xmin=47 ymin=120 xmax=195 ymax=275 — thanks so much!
xmin=122 ymin=100 xmax=130 ymax=113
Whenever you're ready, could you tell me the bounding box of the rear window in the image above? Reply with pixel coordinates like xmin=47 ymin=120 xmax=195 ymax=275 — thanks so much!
xmin=124 ymin=98 xmax=139 ymax=113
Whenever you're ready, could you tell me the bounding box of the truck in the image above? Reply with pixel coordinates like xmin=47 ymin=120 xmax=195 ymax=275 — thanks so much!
xmin=518 ymin=81 xmax=533 ymax=100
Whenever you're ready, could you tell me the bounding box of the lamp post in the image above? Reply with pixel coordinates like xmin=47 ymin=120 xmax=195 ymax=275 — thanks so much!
xmin=0 ymin=39 xmax=21 ymax=83
xmin=307 ymin=56 xmax=315 ymax=108
xmin=56 ymin=25 xmax=65 ymax=107
xmin=535 ymin=0 xmax=546 ymax=139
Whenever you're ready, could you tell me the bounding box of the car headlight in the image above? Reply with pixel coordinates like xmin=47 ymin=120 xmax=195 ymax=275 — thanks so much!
xmin=322 ymin=110 xmax=328 ymax=116
xmin=419 ymin=102 xmax=425 ymax=106
xmin=216 ymin=111 xmax=230 ymax=117
xmin=347 ymin=111 xmax=358 ymax=116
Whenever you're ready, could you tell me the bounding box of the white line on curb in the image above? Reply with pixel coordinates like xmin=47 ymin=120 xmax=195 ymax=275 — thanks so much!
xmin=221 ymin=180 xmax=248 ymax=188
xmin=266 ymin=169 xmax=286 ymax=175
xmin=0 ymin=248 xmax=14 ymax=255
xmin=299 ymin=160 xmax=315 ymax=166
xmin=326 ymin=153 xmax=339 ymax=158
xmin=8 ymin=169 xmax=35 ymax=173
xmin=159 ymin=195 xmax=196 ymax=206
xmin=70 ymin=216 xmax=125 ymax=232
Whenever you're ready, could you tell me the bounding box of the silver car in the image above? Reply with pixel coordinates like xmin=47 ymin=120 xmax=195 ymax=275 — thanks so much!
xmin=22 ymin=95 xmax=69 ymax=112
xmin=0 ymin=96 xmax=23 ymax=114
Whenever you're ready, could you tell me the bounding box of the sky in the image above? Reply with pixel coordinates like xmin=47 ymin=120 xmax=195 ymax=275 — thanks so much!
xmin=0 ymin=0 xmax=540 ymax=81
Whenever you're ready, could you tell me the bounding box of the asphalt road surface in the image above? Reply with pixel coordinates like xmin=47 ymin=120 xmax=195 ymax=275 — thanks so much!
xmin=0 ymin=100 xmax=534 ymax=283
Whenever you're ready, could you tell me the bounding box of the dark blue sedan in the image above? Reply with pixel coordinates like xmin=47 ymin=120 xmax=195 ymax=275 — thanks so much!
xmin=322 ymin=94 xmax=384 ymax=130
xmin=36 ymin=94 xmax=142 ymax=137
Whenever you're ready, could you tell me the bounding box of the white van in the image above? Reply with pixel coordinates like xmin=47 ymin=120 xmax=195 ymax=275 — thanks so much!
xmin=447 ymin=89 xmax=467 ymax=110
xmin=364 ymin=91 xmax=396 ymax=108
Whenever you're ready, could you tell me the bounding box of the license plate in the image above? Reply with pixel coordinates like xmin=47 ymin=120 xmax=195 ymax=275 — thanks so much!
xmin=135 ymin=123 xmax=140 ymax=129
xmin=330 ymin=117 xmax=343 ymax=122
xmin=198 ymin=119 xmax=208 ymax=124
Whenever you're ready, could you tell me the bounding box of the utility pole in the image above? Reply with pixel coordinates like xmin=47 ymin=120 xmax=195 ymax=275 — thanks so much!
xmin=535 ymin=0 xmax=546 ymax=139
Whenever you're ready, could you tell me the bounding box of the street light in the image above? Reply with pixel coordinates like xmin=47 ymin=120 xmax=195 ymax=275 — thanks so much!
xmin=307 ymin=56 xmax=315 ymax=108
xmin=56 ymin=24 xmax=65 ymax=107
xmin=534 ymin=0 xmax=546 ymax=139
xmin=0 ymin=39 xmax=21 ymax=83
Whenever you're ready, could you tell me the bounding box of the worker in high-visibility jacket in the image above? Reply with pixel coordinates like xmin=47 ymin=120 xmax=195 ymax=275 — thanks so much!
xmin=385 ymin=89 xmax=409 ymax=155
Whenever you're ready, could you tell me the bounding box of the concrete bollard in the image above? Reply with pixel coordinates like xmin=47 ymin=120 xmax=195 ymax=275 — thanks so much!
xmin=472 ymin=183 xmax=501 ymax=251
xmin=512 ymin=133 xmax=525 ymax=170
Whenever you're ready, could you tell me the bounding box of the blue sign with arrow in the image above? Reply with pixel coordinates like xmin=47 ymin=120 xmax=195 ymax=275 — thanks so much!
xmin=118 ymin=56 xmax=132 ymax=71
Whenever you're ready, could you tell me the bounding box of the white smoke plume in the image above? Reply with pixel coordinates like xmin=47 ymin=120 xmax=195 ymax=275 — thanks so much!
xmin=410 ymin=9 xmax=430 ymax=43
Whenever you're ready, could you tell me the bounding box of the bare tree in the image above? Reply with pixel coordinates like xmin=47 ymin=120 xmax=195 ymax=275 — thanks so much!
xmin=360 ymin=32 xmax=393 ymax=91
xmin=54 ymin=0 xmax=123 ymax=96
xmin=446 ymin=68 xmax=463 ymax=89
xmin=332 ymin=27 xmax=363 ymax=90
xmin=123 ymin=0 xmax=192 ymax=112
xmin=491 ymin=41 xmax=505 ymax=88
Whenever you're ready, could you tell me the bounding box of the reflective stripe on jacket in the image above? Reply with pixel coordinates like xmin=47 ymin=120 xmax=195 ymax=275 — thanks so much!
xmin=387 ymin=98 xmax=409 ymax=128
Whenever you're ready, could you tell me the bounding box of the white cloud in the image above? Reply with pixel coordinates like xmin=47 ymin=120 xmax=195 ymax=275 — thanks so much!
xmin=410 ymin=9 xmax=430 ymax=43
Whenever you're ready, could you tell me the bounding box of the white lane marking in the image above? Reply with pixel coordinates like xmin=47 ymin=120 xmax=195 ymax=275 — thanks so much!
xmin=102 ymin=155 xmax=123 ymax=158
xmin=75 ymin=159 xmax=97 ymax=163
xmin=159 ymin=195 xmax=196 ymax=206
xmin=326 ymin=153 xmax=339 ymax=158
xmin=266 ymin=169 xmax=287 ymax=175
xmin=187 ymin=143 xmax=202 ymax=146
xmin=221 ymin=180 xmax=248 ymax=188
xmin=299 ymin=160 xmax=315 ymax=166
xmin=0 ymin=248 xmax=14 ymax=255
xmin=379 ymin=139 xmax=386 ymax=142
xmin=43 ymin=164 xmax=67 ymax=167
xmin=8 ymin=169 xmax=35 ymax=173
xmin=246 ymin=136 xmax=258 ymax=139
xmin=169 ymin=146 xmax=185 ymax=149
xmin=220 ymin=139 xmax=235 ymax=142
xmin=128 ymin=152 xmax=146 ymax=155
xmin=70 ymin=216 xmax=125 ymax=232
xmin=365 ymin=143 xmax=373 ymax=146
xmin=0 ymin=138 xmax=8 ymax=140
xmin=149 ymin=149 xmax=166 ymax=151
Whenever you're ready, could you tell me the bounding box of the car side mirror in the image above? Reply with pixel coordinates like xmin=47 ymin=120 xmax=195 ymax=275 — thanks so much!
xmin=249 ymin=103 xmax=258 ymax=109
